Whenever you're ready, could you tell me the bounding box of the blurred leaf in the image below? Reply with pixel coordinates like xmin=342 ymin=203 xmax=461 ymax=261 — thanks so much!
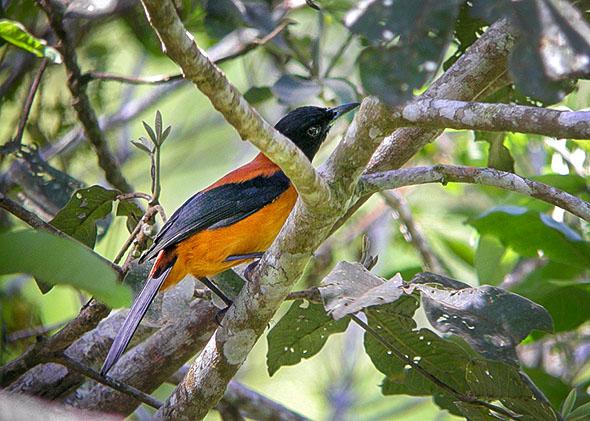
xmin=349 ymin=0 xmax=461 ymax=104
xmin=469 ymin=206 xmax=590 ymax=269
xmin=116 ymin=200 xmax=143 ymax=234
xmin=412 ymin=272 xmax=553 ymax=363
xmin=271 ymin=75 xmax=321 ymax=105
xmin=50 ymin=186 xmax=118 ymax=248
xmin=473 ymin=0 xmax=590 ymax=104
xmin=0 ymin=230 xmax=130 ymax=307
xmin=475 ymin=235 xmax=507 ymax=285
xmin=319 ymin=261 xmax=405 ymax=320
xmin=0 ymin=19 xmax=62 ymax=63
xmin=562 ymin=388 xmax=577 ymax=416
xmin=12 ymin=146 xmax=84 ymax=216
xmin=64 ymin=0 xmax=117 ymax=18
xmin=266 ymin=300 xmax=349 ymax=376
xmin=440 ymin=236 xmax=474 ymax=267
xmin=243 ymin=86 xmax=273 ymax=104
xmin=568 ymin=401 xmax=590 ymax=420
xmin=512 ymin=265 xmax=590 ymax=332
xmin=531 ymin=174 xmax=590 ymax=197
xmin=323 ymin=77 xmax=359 ymax=104
xmin=443 ymin=2 xmax=487 ymax=70
xmin=474 ymin=131 xmax=515 ymax=173
xmin=211 ymin=269 xmax=245 ymax=300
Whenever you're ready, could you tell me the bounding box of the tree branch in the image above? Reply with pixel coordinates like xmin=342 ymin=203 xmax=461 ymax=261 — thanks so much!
xmin=380 ymin=191 xmax=446 ymax=274
xmin=140 ymin=0 xmax=330 ymax=208
xmin=387 ymin=99 xmax=590 ymax=139
xmin=361 ymin=165 xmax=590 ymax=222
xmin=38 ymin=0 xmax=134 ymax=193
xmin=1 ymin=59 xmax=48 ymax=157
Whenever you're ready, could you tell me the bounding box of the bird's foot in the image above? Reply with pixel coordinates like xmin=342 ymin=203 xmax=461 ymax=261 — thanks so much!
xmin=243 ymin=260 xmax=260 ymax=282
xmin=215 ymin=305 xmax=231 ymax=326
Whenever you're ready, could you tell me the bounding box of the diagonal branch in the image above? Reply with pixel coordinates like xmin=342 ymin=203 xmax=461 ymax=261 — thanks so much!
xmin=387 ymin=99 xmax=590 ymax=139
xmin=380 ymin=191 xmax=446 ymax=274
xmin=37 ymin=0 xmax=134 ymax=193
xmin=140 ymin=0 xmax=330 ymax=207
xmin=360 ymin=165 xmax=590 ymax=222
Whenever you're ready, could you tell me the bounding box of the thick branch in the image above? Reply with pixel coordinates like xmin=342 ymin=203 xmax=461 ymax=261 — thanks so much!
xmin=368 ymin=19 xmax=516 ymax=173
xmin=168 ymin=367 xmax=308 ymax=421
xmin=140 ymin=0 xmax=330 ymax=207
xmin=66 ymin=300 xmax=218 ymax=415
xmin=361 ymin=165 xmax=590 ymax=222
xmin=389 ymin=99 xmax=590 ymax=139
xmin=38 ymin=0 xmax=133 ymax=193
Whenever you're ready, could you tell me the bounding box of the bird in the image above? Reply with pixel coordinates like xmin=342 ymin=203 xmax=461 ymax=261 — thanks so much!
xmin=100 ymin=103 xmax=359 ymax=375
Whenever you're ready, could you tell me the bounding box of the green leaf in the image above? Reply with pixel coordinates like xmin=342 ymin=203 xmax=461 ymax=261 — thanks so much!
xmin=155 ymin=110 xmax=162 ymax=141
xmin=50 ymin=186 xmax=118 ymax=248
xmin=319 ymin=261 xmax=405 ymax=320
xmin=142 ymin=121 xmax=157 ymax=145
xmin=0 ymin=19 xmax=62 ymax=63
xmin=475 ymin=235 xmax=507 ymax=285
xmin=266 ymin=300 xmax=349 ymax=376
xmin=412 ymin=272 xmax=553 ymax=363
xmin=0 ymin=230 xmax=130 ymax=307
xmin=349 ymin=0 xmax=462 ymax=104
xmin=243 ymin=86 xmax=273 ymax=104
xmin=271 ymin=75 xmax=321 ymax=105
xmin=512 ymin=263 xmax=590 ymax=332
xmin=465 ymin=359 xmax=557 ymax=420
xmin=131 ymin=138 xmax=152 ymax=154
xmin=562 ymin=389 xmax=577 ymax=416
xmin=474 ymin=131 xmax=515 ymax=173
xmin=116 ymin=200 xmax=143 ymax=233
xmin=568 ymin=402 xmax=590 ymax=421
xmin=469 ymin=206 xmax=590 ymax=269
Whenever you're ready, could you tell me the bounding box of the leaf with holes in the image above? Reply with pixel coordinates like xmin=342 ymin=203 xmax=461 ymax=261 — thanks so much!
xmin=348 ymin=0 xmax=462 ymax=104
xmin=116 ymin=200 xmax=143 ymax=234
xmin=266 ymin=300 xmax=349 ymax=376
xmin=411 ymin=272 xmax=553 ymax=363
xmin=320 ymin=261 xmax=405 ymax=320
xmin=50 ymin=186 xmax=118 ymax=248
xmin=0 ymin=230 xmax=130 ymax=307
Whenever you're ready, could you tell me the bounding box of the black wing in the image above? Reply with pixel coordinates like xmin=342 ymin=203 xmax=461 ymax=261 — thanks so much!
xmin=142 ymin=171 xmax=290 ymax=262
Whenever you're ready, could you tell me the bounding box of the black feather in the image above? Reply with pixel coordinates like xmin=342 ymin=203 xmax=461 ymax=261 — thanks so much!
xmin=100 ymin=261 xmax=174 ymax=376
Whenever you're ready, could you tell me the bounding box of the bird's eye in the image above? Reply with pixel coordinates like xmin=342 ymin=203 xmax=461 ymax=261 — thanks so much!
xmin=307 ymin=125 xmax=321 ymax=137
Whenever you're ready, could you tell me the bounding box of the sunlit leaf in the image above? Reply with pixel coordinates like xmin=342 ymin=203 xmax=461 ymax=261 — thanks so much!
xmin=0 ymin=230 xmax=130 ymax=307
xmin=469 ymin=206 xmax=590 ymax=269
xmin=0 ymin=19 xmax=62 ymax=63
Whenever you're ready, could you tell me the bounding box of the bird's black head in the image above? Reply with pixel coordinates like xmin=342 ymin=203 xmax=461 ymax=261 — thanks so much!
xmin=274 ymin=103 xmax=360 ymax=160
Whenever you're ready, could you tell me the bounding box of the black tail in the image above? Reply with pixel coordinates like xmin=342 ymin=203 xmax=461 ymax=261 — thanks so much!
xmin=100 ymin=265 xmax=173 ymax=376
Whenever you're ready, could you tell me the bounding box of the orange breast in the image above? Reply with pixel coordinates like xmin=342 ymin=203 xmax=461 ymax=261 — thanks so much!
xmin=161 ymin=184 xmax=297 ymax=289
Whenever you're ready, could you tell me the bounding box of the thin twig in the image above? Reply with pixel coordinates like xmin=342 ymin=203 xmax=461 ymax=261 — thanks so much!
xmin=116 ymin=192 xmax=152 ymax=202
xmin=51 ymin=353 xmax=163 ymax=409
xmin=324 ymin=32 xmax=353 ymax=79
xmin=360 ymin=165 xmax=590 ymax=222
xmin=113 ymin=206 xmax=159 ymax=265
xmin=1 ymin=59 xmax=48 ymax=156
xmin=350 ymin=314 xmax=521 ymax=420
xmin=380 ymin=191 xmax=446 ymax=274
xmin=37 ymin=0 xmax=134 ymax=193
xmin=5 ymin=321 xmax=67 ymax=343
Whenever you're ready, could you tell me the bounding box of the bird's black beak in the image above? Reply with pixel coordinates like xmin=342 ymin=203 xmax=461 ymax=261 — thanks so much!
xmin=329 ymin=102 xmax=360 ymax=121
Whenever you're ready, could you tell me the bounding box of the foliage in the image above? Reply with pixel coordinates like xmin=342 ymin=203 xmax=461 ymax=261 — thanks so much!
xmin=0 ymin=0 xmax=589 ymax=419
xmin=0 ymin=230 xmax=130 ymax=307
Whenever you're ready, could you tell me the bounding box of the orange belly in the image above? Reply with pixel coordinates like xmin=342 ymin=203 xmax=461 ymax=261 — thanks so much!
xmin=161 ymin=185 xmax=297 ymax=289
